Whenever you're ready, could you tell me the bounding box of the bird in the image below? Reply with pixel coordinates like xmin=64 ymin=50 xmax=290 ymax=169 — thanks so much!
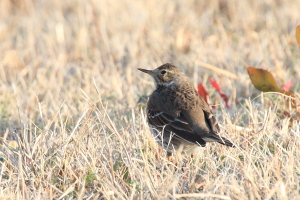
xmin=138 ymin=63 xmax=234 ymax=156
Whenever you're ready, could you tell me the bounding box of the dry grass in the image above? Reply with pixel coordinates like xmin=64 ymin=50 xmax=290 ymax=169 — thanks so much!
xmin=0 ymin=0 xmax=299 ymax=199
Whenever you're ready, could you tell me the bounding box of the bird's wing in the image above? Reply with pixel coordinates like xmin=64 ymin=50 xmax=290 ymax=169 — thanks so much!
xmin=182 ymin=96 xmax=234 ymax=147
xmin=147 ymin=109 xmax=206 ymax=147
xmin=192 ymin=94 xmax=219 ymax=132
xmin=203 ymin=109 xmax=220 ymax=133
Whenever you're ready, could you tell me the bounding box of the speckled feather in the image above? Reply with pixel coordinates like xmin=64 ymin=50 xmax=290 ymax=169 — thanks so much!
xmin=140 ymin=63 xmax=234 ymax=153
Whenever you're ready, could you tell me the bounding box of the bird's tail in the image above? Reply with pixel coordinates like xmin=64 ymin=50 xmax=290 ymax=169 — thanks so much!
xmin=202 ymin=134 xmax=235 ymax=147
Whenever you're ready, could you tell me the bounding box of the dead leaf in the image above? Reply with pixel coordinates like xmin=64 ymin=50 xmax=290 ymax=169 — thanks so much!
xmin=2 ymin=50 xmax=25 ymax=69
xmin=296 ymin=25 xmax=300 ymax=47
xmin=8 ymin=140 xmax=18 ymax=149
xmin=175 ymin=28 xmax=191 ymax=53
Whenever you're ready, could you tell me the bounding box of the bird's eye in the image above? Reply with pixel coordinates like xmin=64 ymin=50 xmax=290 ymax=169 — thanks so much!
xmin=161 ymin=70 xmax=167 ymax=75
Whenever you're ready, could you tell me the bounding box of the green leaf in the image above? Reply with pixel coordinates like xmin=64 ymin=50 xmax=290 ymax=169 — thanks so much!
xmin=247 ymin=67 xmax=296 ymax=108
xmin=247 ymin=67 xmax=283 ymax=92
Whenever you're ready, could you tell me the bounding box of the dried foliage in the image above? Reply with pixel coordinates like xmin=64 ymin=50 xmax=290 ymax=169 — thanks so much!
xmin=0 ymin=0 xmax=299 ymax=199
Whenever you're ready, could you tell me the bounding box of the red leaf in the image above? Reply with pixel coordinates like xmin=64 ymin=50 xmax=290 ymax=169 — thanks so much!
xmin=220 ymin=93 xmax=230 ymax=108
xmin=282 ymin=80 xmax=293 ymax=92
xmin=209 ymin=77 xmax=230 ymax=108
xmin=209 ymin=77 xmax=221 ymax=92
xmin=197 ymin=83 xmax=209 ymax=104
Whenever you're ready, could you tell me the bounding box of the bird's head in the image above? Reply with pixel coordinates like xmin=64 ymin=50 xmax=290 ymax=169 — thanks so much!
xmin=138 ymin=63 xmax=183 ymax=87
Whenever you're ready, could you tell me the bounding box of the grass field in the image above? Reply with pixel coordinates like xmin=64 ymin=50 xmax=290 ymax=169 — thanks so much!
xmin=0 ymin=0 xmax=300 ymax=199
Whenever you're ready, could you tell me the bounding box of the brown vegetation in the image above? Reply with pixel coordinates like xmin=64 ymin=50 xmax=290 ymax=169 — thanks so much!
xmin=0 ymin=0 xmax=299 ymax=199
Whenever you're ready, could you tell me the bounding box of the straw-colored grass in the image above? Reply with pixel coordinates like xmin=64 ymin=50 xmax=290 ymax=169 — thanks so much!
xmin=0 ymin=0 xmax=299 ymax=199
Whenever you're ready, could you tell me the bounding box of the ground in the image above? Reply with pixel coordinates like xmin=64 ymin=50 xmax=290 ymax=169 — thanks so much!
xmin=0 ymin=0 xmax=299 ymax=199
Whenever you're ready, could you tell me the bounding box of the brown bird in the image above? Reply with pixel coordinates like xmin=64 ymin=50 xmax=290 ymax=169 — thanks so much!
xmin=138 ymin=63 xmax=234 ymax=155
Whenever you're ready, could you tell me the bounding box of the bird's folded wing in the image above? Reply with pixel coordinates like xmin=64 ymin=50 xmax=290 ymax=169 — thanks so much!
xmin=203 ymin=110 xmax=220 ymax=133
xmin=196 ymin=104 xmax=234 ymax=147
xmin=147 ymin=110 xmax=206 ymax=146
xmin=195 ymin=95 xmax=221 ymax=134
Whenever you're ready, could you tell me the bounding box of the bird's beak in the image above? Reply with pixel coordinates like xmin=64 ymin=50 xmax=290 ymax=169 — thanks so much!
xmin=138 ymin=68 xmax=154 ymax=76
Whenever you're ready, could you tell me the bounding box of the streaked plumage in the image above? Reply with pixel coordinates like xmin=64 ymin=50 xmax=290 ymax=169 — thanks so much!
xmin=138 ymin=63 xmax=234 ymax=154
